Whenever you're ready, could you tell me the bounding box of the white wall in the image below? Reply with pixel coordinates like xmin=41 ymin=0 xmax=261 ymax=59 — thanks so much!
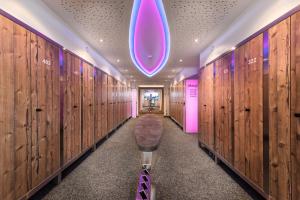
xmin=200 ymin=0 xmax=300 ymax=67
xmin=0 ymin=0 xmax=126 ymax=83
xmin=172 ymin=67 xmax=199 ymax=85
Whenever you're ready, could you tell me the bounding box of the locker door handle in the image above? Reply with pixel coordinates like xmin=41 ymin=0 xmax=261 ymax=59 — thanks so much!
xmin=295 ymin=113 xmax=300 ymax=118
xmin=245 ymin=108 xmax=251 ymax=112
xmin=101 ymin=103 xmax=105 ymax=105
xmin=89 ymin=104 xmax=92 ymax=107
xmin=36 ymin=108 xmax=43 ymax=112
xmin=221 ymin=106 xmax=225 ymax=109
xmin=203 ymin=105 xmax=207 ymax=107
xmin=73 ymin=105 xmax=78 ymax=108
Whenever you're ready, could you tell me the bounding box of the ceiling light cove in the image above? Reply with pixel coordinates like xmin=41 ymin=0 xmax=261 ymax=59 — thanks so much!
xmin=129 ymin=0 xmax=170 ymax=78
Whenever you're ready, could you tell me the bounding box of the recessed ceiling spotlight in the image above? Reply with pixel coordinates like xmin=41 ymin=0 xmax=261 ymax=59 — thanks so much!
xmin=117 ymin=59 xmax=120 ymax=63
xmin=231 ymin=46 xmax=236 ymax=50
xmin=179 ymin=59 xmax=183 ymax=62
xmin=194 ymin=38 xmax=199 ymax=43
xmin=99 ymin=39 xmax=103 ymax=43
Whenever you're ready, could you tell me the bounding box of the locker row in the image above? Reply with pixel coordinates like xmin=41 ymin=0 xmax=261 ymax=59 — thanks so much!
xmin=169 ymin=10 xmax=300 ymax=200
xmin=0 ymin=14 xmax=131 ymax=200
xmin=198 ymin=11 xmax=299 ymax=200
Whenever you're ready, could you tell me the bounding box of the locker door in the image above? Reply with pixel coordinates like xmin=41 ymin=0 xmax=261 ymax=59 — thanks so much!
xmin=0 ymin=16 xmax=31 ymax=200
xmin=291 ymin=11 xmax=300 ymax=200
xmin=234 ymin=34 xmax=264 ymax=188
xmin=107 ymin=76 xmax=114 ymax=132
xmin=101 ymin=73 xmax=108 ymax=137
xmin=82 ymin=61 xmax=94 ymax=150
xmin=94 ymin=68 xmax=102 ymax=142
xmin=269 ymin=18 xmax=291 ymax=200
xmin=31 ymin=32 xmax=60 ymax=188
xmin=200 ymin=63 xmax=214 ymax=149
xmin=63 ymin=51 xmax=81 ymax=165
xmin=215 ymin=53 xmax=234 ymax=164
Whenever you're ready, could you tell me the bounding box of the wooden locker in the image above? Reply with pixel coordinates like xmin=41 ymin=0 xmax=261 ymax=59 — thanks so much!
xmin=112 ymin=79 xmax=117 ymax=128
xmin=82 ymin=61 xmax=94 ymax=150
xmin=116 ymin=81 xmax=120 ymax=125
xmin=269 ymin=18 xmax=291 ymax=200
xmin=215 ymin=53 xmax=234 ymax=164
xmin=94 ymin=68 xmax=102 ymax=142
xmin=107 ymin=76 xmax=114 ymax=132
xmin=291 ymin=11 xmax=300 ymax=200
xmin=30 ymin=31 xmax=60 ymax=188
xmin=0 ymin=16 xmax=31 ymax=200
xmin=198 ymin=63 xmax=214 ymax=149
xmin=234 ymin=34 xmax=264 ymax=188
xmin=269 ymin=17 xmax=291 ymax=200
xmin=63 ymin=51 xmax=81 ymax=165
xmin=101 ymin=73 xmax=108 ymax=137
xmin=128 ymin=86 xmax=131 ymax=118
xmin=121 ymin=84 xmax=125 ymax=121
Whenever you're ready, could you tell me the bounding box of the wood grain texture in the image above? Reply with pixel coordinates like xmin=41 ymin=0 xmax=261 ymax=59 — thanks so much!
xmin=62 ymin=51 xmax=81 ymax=165
xmin=0 ymin=15 xmax=31 ymax=200
xmin=269 ymin=18 xmax=291 ymax=200
xmin=169 ymin=81 xmax=184 ymax=126
xmin=82 ymin=61 xmax=94 ymax=150
xmin=215 ymin=53 xmax=234 ymax=164
xmin=234 ymin=34 xmax=264 ymax=188
xmin=291 ymin=11 xmax=300 ymax=200
xmin=101 ymin=73 xmax=108 ymax=137
xmin=198 ymin=63 xmax=214 ymax=149
xmin=30 ymin=32 xmax=60 ymax=189
xmin=94 ymin=68 xmax=102 ymax=142
xmin=107 ymin=76 xmax=114 ymax=132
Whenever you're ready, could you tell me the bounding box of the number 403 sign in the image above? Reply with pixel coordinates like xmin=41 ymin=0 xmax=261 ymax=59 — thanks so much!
xmin=42 ymin=59 xmax=51 ymax=66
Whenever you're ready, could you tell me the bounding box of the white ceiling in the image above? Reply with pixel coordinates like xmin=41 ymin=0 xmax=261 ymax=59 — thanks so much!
xmin=43 ymin=0 xmax=255 ymax=85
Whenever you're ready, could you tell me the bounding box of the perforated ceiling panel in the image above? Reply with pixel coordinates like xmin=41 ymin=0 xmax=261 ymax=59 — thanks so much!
xmin=43 ymin=0 xmax=255 ymax=84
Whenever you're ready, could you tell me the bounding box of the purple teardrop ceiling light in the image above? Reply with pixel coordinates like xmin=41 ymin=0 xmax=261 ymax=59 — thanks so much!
xmin=129 ymin=0 xmax=171 ymax=77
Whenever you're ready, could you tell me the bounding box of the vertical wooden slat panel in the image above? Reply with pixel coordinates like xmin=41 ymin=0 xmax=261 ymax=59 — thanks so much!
xmin=101 ymin=73 xmax=108 ymax=137
xmin=94 ymin=68 xmax=102 ymax=142
xmin=269 ymin=18 xmax=291 ymax=200
xmin=63 ymin=52 xmax=81 ymax=164
xmin=215 ymin=53 xmax=234 ymax=163
xmin=250 ymin=34 xmax=263 ymax=187
xmin=82 ymin=61 xmax=94 ymax=150
xmin=107 ymin=76 xmax=113 ymax=132
xmin=291 ymin=11 xmax=300 ymax=200
xmin=14 ymin=22 xmax=31 ymax=199
xmin=0 ymin=15 xmax=15 ymax=200
xmin=234 ymin=34 xmax=264 ymax=188
xmin=48 ymin=39 xmax=60 ymax=176
xmin=31 ymin=33 xmax=46 ymax=188
xmin=234 ymin=45 xmax=246 ymax=173
xmin=198 ymin=63 xmax=214 ymax=149
xmin=31 ymin=33 xmax=60 ymax=188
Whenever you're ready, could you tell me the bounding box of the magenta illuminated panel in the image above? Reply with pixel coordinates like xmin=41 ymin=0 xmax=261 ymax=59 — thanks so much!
xmin=184 ymin=79 xmax=198 ymax=133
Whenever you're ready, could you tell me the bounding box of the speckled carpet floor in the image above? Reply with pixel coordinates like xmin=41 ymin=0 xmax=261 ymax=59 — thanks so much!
xmin=41 ymin=117 xmax=253 ymax=200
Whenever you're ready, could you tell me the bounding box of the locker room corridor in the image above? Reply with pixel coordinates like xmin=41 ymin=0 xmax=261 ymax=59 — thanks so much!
xmin=39 ymin=117 xmax=252 ymax=200
xmin=1 ymin=1 xmax=300 ymax=200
